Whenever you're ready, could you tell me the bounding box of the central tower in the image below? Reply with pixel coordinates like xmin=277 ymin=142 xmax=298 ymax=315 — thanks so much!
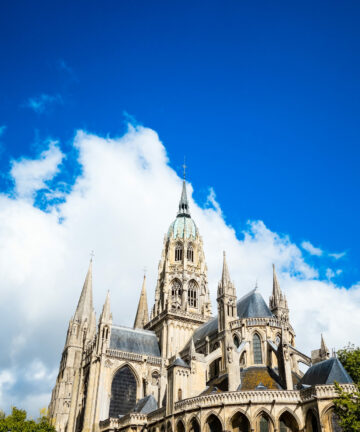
xmin=146 ymin=179 xmax=212 ymax=357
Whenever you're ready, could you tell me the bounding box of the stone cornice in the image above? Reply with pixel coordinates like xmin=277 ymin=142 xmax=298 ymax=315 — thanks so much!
xmin=106 ymin=349 xmax=163 ymax=366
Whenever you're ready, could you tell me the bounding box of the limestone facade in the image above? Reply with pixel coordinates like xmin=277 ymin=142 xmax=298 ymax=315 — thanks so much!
xmin=48 ymin=180 xmax=355 ymax=432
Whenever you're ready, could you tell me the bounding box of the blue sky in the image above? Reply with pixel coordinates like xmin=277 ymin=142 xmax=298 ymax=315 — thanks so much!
xmin=0 ymin=2 xmax=360 ymax=283
xmin=3 ymin=1 xmax=360 ymax=285
xmin=1 ymin=1 xmax=360 ymax=413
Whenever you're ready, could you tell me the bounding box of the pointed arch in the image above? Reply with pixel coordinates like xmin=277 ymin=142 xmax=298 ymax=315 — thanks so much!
xmin=188 ymin=416 xmax=200 ymax=432
xmin=109 ymin=364 xmax=137 ymax=417
xmin=305 ymin=409 xmax=320 ymax=432
xmin=278 ymin=409 xmax=300 ymax=431
xmin=253 ymin=332 xmax=263 ymax=364
xmin=176 ymin=419 xmax=185 ymax=432
xmin=175 ymin=242 xmax=183 ymax=261
xmin=277 ymin=408 xmax=302 ymax=431
xmin=188 ymin=279 xmax=198 ymax=308
xmin=254 ymin=408 xmax=275 ymax=432
xmin=233 ymin=333 xmax=241 ymax=348
xmin=205 ymin=413 xmax=223 ymax=432
xmin=228 ymin=409 xmax=251 ymax=432
xmin=167 ymin=420 xmax=172 ymax=432
xmin=321 ymin=404 xmax=341 ymax=432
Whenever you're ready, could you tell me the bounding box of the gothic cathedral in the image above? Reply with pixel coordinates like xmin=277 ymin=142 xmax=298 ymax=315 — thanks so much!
xmin=49 ymin=180 xmax=354 ymax=432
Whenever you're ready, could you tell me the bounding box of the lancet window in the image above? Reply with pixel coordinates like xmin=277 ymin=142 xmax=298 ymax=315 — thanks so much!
xmin=188 ymin=280 xmax=198 ymax=308
xmin=187 ymin=243 xmax=194 ymax=262
xmin=171 ymin=279 xmax=182 ymax=308
xmin=175 ymin=243 xmax=183 ymax=261
xmin=253 ymin=333 xmax=263 ymax=364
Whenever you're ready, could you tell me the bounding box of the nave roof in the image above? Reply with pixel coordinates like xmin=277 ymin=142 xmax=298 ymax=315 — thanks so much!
xmin=109 ymin=325 xmax=161 ymax=357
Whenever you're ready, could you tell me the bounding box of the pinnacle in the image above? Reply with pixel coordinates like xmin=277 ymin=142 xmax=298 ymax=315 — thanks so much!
xmin=272 ymin=264 xmax=281 ymax=298
xmin=221 ymin=251 xmax=231 ymax=285
xmin=100 ymin=290 xmax=112 ymax=322
xmin=134 ymin=275 xmax=149 ymax=329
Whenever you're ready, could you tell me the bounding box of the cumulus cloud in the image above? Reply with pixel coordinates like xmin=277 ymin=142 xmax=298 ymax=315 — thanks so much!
xmin=301 ymin=240 xmax=323 ymax=256
xmin=10 ymin=141 xmax=64 ymax=199
xmin=24 ymin=94 xmax=63 ymax=114
xmin=0 ymin=125 xmax=359 ymax=416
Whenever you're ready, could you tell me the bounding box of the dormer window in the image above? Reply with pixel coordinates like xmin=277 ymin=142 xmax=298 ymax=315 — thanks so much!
xmin=175 ymin=243 xmax=183 ymax=261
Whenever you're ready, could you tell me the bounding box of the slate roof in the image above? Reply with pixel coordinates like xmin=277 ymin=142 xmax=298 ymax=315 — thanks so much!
xmin=237 ymin=289 xmax=273 ymax=318
xmin=299 ymin=357 xmax=353 ymax=386
xmin=132 ymin=395 xmax=158 ymax=414
xmin=171 ymin=357 xmax=190 ymax=368
xmin=193 ymin=289 xmax=273 ymax=343
xmin=109 ymin=325 xmax=161 ymax=357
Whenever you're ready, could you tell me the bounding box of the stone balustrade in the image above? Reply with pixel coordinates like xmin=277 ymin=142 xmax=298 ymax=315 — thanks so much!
xmin=100 ymin=413 xmax=147 ymax=431
xmin=106 ymin=349 xmax=162 ymax=365
xmin=230 ymin=316 xmax=294 ymax=332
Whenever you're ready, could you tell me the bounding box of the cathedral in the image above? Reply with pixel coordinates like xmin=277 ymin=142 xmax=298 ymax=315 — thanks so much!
xmin=49 ymin=179 xmax=355 ymax=432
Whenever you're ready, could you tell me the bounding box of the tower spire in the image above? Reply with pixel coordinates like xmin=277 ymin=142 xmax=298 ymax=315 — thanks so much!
xmin=178 ymin=179 xmax=190 ymax=217
xmin=74 ymin=258 xmax=94 ymax=321
xmin=134 ymin=275 xmax=149 ymax=329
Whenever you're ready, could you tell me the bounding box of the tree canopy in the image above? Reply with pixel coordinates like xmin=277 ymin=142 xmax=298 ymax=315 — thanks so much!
xmin=0 ymin=407 xmax=56 ymax=432
xmin=334 ymin=344 xmax=360 ymax=432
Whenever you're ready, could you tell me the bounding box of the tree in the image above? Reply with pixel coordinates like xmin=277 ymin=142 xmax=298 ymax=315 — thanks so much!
xmin=0 ymin=407 xmax=56 ymax=432
xmin=334 ymin=344 xmax=360 ymax=432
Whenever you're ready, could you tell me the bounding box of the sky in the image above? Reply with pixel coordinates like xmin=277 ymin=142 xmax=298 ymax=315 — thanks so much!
xmin=0 ymin=0 xmax=360 ymax=417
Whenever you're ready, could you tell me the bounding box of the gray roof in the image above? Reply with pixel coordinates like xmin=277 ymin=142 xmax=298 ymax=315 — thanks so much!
xmin=300 ymin=358 xmax=353 ymax=386
xmin=237 ymin=289 xmax=273 ymax=318
xmin=132 ymin=395 xmax=158 ymax=414
xmin=171 ymin=357 xmax=190 ymax=368
xmin=109 ymin=325 xmax=161 ymax=357
xmin=193 ymin=289 xmax=272 ymax=343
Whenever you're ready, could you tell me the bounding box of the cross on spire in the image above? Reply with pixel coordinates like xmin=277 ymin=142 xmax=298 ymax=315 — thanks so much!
xmin=90 ymin=250 xmax=95 ymax=261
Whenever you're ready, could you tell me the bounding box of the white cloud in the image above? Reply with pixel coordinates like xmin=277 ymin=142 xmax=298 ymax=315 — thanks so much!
xmin=10 ymin=141 xmax=64 ymax=200
xmin=301 ymin=240 xmax=323 ymax=256
xmin=0 ymin=125 xmax=359 ymax=416
xmin=24 ymin=94 xmax=63 ymax=114
xmin=329 ymin=251 xmax=346 ymax=260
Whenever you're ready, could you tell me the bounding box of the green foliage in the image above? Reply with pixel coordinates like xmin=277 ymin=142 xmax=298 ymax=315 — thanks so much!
xmin=333 ymin=344 xmax=360 ymax=431
xmin=338 ymin=344 xmax=360 ymax=385
xmin=0 ymin=407 xmax=56 ymax=432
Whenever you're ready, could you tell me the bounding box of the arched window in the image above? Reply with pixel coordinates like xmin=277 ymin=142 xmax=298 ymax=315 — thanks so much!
xmin=187 ymin=244 xmax=194 ymax=262
xmin=279 ymin=411 xmax=299 ymax=431
xmin=188 ymin=280 xmax=198 ymax=308
xmin=206 ymin=414 xmax=222 ymax=432
xmin=259 ymin=415 xmax=270 ymax=432
xmin=175 ymin=243 xmax=183 ymax=261
xmin=233 ymin=334 xmax=240 ymax=348
xmin=171 ymin=279 xmax=182 ymax=308
xmin=189 ymin=418 xmax=200 ymax=432
xmin=177 ymin=388 xmax=182 ymax=401
xmin=306 ymin=410 xmax=319 ymax=432
xmin=253 ymin=333 xmax=263 ymax=364
xmin=176 ymin=421 xmax=185 ymax=432
xmin=231 ymin=412 xmax=250 ymax=432
xmin=208 ymin=358 xmax=221 ymax=381
xmin=109 ymin=366 xmax=137 ymax=417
